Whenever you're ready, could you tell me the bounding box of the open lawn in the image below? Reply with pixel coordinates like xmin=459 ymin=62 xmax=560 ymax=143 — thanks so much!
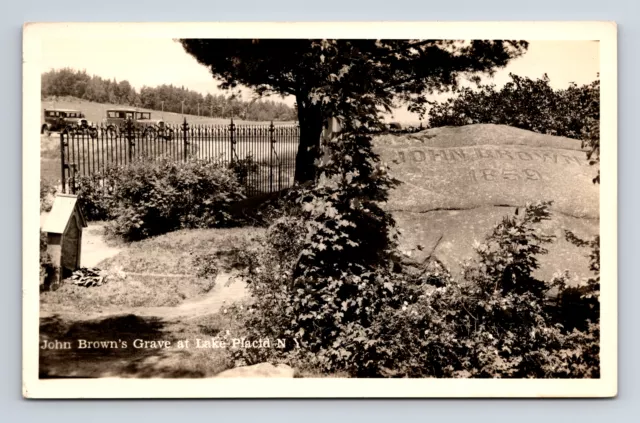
xmin=42 ymin=97 xmax=297 ymax=127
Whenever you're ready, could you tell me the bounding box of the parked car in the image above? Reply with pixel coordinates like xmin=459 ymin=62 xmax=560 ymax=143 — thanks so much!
xmin=41 ymin=109 xmax=94 ymax=134
xmin=104 ymin=108 xmax=173 ymax=139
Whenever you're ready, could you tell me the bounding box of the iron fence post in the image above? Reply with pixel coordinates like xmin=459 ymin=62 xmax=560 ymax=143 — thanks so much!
xmin=69 ymin=163 xmax=78 ymax=194
xmin=125 ymin=118 xmax=135 ymax=163
xmin=182 ymin=118 xmax=189 ymax=161
xmin=60 ymin=131 xmax=67 ymax=193
xmin=269 ymin=121 xmax=275 ymax=192
xmin=229 ymin=118 xmax=236 ymax=165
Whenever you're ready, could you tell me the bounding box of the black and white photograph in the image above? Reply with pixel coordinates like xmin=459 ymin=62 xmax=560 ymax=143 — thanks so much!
xmin=22 ymin=22 xmax=617 ymax=398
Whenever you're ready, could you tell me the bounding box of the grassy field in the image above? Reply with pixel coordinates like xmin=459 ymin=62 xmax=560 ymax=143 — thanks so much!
xmin=42 ymin=97 xmax=297 ymax=127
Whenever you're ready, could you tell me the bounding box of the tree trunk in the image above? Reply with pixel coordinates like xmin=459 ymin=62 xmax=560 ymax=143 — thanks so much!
xmin=294 ymin=98 xmax=324 ymax=184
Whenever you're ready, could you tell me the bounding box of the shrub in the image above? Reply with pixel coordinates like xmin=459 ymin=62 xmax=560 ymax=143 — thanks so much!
xmin=39 ymin=231 xmax=54 ymax=286
xmin=72 ymin=169 xmax=119 ymax=221
xmin=72 ymin=156 xmax=245 ymax=240
xmin=228 ymin=156 xmax=255 ymax=187
xmin=236 ymin=201 xmax=600 ymax=378
xmin=232 ymin=130 xmax=409 ymax=373
xmin=40 ymin=179 xmax=57 ymax=212
xmin=368 ymin=202 xmax=600 ymax=378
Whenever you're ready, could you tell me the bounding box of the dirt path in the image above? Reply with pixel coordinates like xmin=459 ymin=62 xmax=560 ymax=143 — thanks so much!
xmin=81 ymin=224 xmax=123 ymax=268
xmin=136 ymin=273 xmax=247 ymax=320
xmin=40 ymin=271 xmax=248 ymax=322
xmin=41 ymin=213 xmax=123 ymax=268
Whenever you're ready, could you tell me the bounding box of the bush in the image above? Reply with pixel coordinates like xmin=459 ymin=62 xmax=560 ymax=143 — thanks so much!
xmin=40 ymin=231 xmax=54 ymax=286
xmin=71 ymin=156 xmax=246 ymax=240
xmin=365 ymin=202 xmax=600 ymax=378
xmin=40 ymin=179 xmax=57 ymax=212
xmin=231 ymin=130 xmax=409 ymax=373
xmin=107 ymin=157 xmax=246 ymax=240
xmin=72 ymin=169 xmax=119 ymax=221
xmin=236 ymin=201 xmax=600 ymax=378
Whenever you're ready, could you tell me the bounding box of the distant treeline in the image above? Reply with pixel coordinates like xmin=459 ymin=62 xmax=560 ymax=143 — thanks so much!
xmin=41 ymin=68 xmax=297 ymax=121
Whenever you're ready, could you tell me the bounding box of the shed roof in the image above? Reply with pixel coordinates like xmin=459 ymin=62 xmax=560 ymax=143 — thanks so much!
xmin=42 ymin=194 xmax=87 ymax=234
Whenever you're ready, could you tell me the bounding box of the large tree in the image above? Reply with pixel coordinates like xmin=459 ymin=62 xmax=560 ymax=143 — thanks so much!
xmin=180 ymin=39 xmax=528 ymax=183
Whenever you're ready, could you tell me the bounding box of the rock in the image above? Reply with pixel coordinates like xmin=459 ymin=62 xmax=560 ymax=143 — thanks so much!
xmin=373 ymin=124 xmax=599 ymax=283
xmin=215 ymin=363 xmax=295 ymax=378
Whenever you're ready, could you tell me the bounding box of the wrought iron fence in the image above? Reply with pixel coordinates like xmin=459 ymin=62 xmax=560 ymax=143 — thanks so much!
xmin=58 ymin=118 xmax=300 ymax=197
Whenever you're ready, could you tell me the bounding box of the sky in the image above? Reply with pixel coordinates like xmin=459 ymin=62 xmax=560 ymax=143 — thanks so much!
xmin=40 ymin=38 xmax=599 ymax=124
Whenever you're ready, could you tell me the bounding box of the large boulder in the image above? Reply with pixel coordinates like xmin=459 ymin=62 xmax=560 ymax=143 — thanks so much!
xmin=373 ymin=124 xmax=599 ymax=283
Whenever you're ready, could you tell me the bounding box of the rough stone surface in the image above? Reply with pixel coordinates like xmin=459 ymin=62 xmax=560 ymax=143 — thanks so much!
xmin=215 ymin=363 xmax=295 ymax=378
xmin=373 ymin=124 xmax=599 ymax=282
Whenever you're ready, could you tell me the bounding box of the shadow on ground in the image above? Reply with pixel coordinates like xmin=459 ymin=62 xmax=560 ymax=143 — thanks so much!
xmin=39 ymin=314 xmax=208 ymax=378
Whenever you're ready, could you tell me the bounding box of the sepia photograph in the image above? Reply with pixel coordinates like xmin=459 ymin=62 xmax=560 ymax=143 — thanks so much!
xmin=22 ymin=22 xmax=617 ymax=398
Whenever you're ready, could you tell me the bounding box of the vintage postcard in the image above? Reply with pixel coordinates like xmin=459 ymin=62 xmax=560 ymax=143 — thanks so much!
xmin=23 ymin=22 xmax=617 ymax=398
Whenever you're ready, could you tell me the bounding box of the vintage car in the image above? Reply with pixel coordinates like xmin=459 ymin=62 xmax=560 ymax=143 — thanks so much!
xmin=41 ymin=109 xmax=94 ymax=134
xmin=104 ymin=108 xmax=173 ymax=138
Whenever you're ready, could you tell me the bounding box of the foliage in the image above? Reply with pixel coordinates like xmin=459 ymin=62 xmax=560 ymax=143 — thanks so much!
xmin=428 ymin=74 xmax=600 ymax=182
xmin=72 ymin=169 xmax=119 ymax=221
xmin=40 ymin=179 xmax=57 ymax=212
xmin=559 ymin=231 xmax=600 ymax=332
xmin=42 ymin=68 xmax=296 ymax=121
xmin=228 ymin=156 xmax=256 ymax=187
xmin=227 ymin=116 xmax=402 ymax=369
xmin=39 ymin=230 xmax=54 ymax=285
xmin=369 ymin=202 xmax=600 ymax=378
xmin=180 ymin=39 xmax=529 ymax=182
xmin=108 ymin=157 xmax=246 ymax=240
xmin=72 ymin=156 xmax=245 ymax=240
xmin=234 ymin=201 xmax=599 ymax=378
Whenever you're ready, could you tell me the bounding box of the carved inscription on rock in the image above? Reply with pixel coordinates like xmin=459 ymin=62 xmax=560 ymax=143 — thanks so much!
xmin=468 ymin=168 xmax=541 ymax=183
xmin=388 ymin=147 xmax=585 ymax=184
xmin=394 ymin=147 xmax=584 ymax=166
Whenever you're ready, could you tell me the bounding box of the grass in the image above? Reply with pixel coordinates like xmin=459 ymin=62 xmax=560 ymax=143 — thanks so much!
xmin=40 ymin=226 xmax=264 ymax=313
xmin=42 ymin=97 xmax=297 ymax=127
xmin=40 ymin=275 xmax=214 ymax=312
xmin=99 ymin=226 xmax=264 ymax=274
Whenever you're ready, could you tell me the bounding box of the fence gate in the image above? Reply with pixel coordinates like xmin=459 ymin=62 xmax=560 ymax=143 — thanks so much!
xmin=58 ymin=119 xmax=300 ymax=197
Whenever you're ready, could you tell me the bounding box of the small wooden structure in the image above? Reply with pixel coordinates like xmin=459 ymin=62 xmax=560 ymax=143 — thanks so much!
xmin=42 ymin=194 xmax=87 ymax=288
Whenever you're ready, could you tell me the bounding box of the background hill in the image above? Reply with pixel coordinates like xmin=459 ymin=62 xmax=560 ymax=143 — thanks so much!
xmin=41 ymin=68 xmax=297 ymax=123
xmin=41 ymin=97 xmax=297 ymax=127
